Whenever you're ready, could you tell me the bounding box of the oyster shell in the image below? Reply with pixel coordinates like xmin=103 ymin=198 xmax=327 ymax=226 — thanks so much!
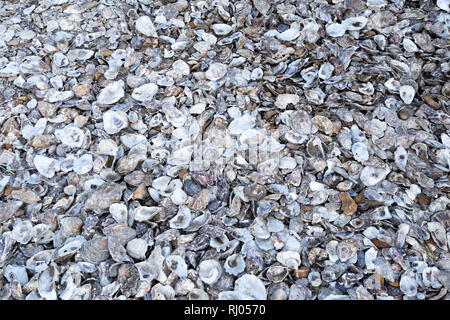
xmin=103 ymin=110 xmax=128 ymax=135
xmin=276 ymin=251 xmax=301 ymax=269
xmin=165 ymin=255 xmax=188 ymax=278
xmin=233 ymin=274 xmax=267 ymax=300
xmin=275 ymin=94 xmax=300 ymax=110
xmin=135 ymin=16 xmax=157 ymax=37
xmin=198 ymin=260 xmax=222 ymax=285
xmin=97 ymin=80 xmax=124 ymax=105
xmin=0 ymin=0 xmax=448 ymax=302
xmin=224 ymin=254 xmax=246 ymax=276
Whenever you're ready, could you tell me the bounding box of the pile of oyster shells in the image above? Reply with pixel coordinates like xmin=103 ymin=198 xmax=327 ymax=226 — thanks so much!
xmin=0 ymin=0 xmax=449 ymax=300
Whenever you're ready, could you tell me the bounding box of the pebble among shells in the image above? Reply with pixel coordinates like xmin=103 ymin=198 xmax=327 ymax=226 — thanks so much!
xmin=0 ymin=0 xmax=449 ymax=302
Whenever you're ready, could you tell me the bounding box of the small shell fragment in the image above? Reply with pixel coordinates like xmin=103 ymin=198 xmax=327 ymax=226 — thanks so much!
xmin=135 ymin=16 xmax=157 ymax=37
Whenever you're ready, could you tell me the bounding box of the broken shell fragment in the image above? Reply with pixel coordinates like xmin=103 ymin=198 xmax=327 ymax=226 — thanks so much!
xmin=34 ymin=155 xmax=60 ymax=178
xmin=97 ymin=80 xmax=125 ymax=105
xmin=0 ymin=0 xmax=448 ymax=302
xmin=165 ymin=255 xmax=188 ymax=278
xmin=103 ymin=110 xmax=129 ymax=135
xmin=205 ymin=63 xmax=228 ymax=81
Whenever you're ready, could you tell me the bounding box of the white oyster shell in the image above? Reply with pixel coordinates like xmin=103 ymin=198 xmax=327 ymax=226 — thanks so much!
xmin=97 ymin=80 xmax=124 ymax=105
xmin=103 ymin=110 xmax=128 ymax=135
xmin=403 ymin=38 xmax=419 ymax=52
xmin=109 ymin=203 xmax=128 ymax=225
xmin=343 ymin=16 xmax=368 ymax=31
xmin=198 ymin=260 xmax=222 ymax=285
xmin=132 ymin=83 xmax=158 ymax=102
xmin=318 ymin=62 xmax=334 ymax=80
xmin=97 ymin=139 xmax=119 ymax=156
xmin=170 ymin=188 xmax=188 ymax=205
xmin=152 ymin=176 xmax=171 ymax=191
xmin=48 ymin=90 xmax=74 ymax=103
xmin=228 ymin=113 xmax=256 ymax=135
xmin=34 ymin=155 xmax=60 ymax=178
xmin=210 ymin=234 xmax=230 ymax=252
xmin=400 ymin=272 xmax=418 ymax=297
xmin=11 ymin=220 xmax=33 ymax=244
xmin=277 ymin=22 xmax=301 ymax=41
xmin=384 ymin=78 xmax=400 ymax=92
xmin=234 ymin=274 xmax=267 ymax=300
xmin=55 ymin=126 xmax=85 ymax=148
xmin=22 ymin=118 xmax=47 ymax=139
xmin=326 ymin=23 xmax=347 ymax=37
xmin=165 ymin=255 xmax=188 ymax=278
xmin=4 ymin=265 xmax=28 ymax=286
xmin=394 ymin=146 xmax=408 ymax=171
xmin=399 ymin=85 xmax=415 ymax=104
xmin=428 ymin=221 xmax=447 ymax=249
xmin=73 ymin=154 xmax=93 ymax=174
xmin=224 ymin=254 xmax=246 ymax=276
xmin=120 ymin=134 xmax=146 ymax=148
xmin=151 ymin=284 xmax=175 ymax=300
xmin=352 ymin=142 xmax=369 ymax=163
xmin=276 ymin=250 xmax=301 ymax=269
xmin=169 ymin=206 xmax=192 ymax=229
xmin=437 ymin=0 xmax=450 ymax=12
xmin=275 ymin=94 xmax=300 ymax=109
xmin=126 ymin=238 xmax=148 ymax=260
xmin=360 ymin=166 xmax=391 ymax=186
xmin=134 ymin=206 xmax=161 ymax=222
xmin=305 ymin=88 xmax=326 ymax=105
xmin=205 ymin=63 xmax=228 ymax=81
xmin=211 ymin=24 xmax=232 ymax=35
xmin=172 ymin=60 xmax=190 ymax=75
